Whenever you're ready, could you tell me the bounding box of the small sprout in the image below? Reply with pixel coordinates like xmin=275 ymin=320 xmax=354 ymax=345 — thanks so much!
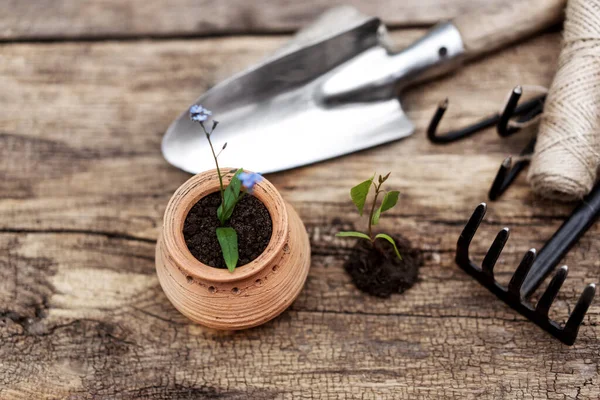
xmin=336 ymin=173 xmax=402 ymax=260
xmin=189 ymin=106 xmax=262 ymax=272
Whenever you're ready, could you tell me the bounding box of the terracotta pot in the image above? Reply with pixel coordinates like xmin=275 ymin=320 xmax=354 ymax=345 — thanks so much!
xmin=155 ymin=169 xmax=311 ymax=330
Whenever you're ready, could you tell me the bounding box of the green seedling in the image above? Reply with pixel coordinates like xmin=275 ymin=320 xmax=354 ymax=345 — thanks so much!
xmin=336 ymin=172 xmax=402 ymax=260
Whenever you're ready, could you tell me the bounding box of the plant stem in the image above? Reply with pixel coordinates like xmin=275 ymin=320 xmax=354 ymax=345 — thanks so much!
xmin=203 ymin=125 xmax=225 ymax=205
xmin=367 ymin=182 xmax=381 ymax=241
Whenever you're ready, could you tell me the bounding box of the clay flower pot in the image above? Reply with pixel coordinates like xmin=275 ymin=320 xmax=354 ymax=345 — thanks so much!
xmin=156 ymin=169 xmax=311 ymax=330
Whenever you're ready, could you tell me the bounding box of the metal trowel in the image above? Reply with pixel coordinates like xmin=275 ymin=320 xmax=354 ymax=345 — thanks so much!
xmin=162 ymin=0 xmax=565 ymax=174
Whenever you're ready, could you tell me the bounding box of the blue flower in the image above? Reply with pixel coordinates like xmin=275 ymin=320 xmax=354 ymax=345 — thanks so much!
xmin=238 ymin=172 xmax=263 ymax=193
xmin=189 ymin=105 xmax=213 ymax=122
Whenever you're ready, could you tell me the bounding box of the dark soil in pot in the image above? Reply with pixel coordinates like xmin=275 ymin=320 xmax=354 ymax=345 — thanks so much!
xmin=183 ymin=192 xmax=273 ymax=269
xmin=344 ymin=235 xmax=423 ymax=298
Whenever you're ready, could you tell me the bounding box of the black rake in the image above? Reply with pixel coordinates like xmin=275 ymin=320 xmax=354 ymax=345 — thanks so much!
xmin=456 ymin=184 xmax=600 ymax=345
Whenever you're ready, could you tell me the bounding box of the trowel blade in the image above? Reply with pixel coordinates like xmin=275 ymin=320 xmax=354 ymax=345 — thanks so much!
xmin=162 ymin=6 xmax=414 ymax=174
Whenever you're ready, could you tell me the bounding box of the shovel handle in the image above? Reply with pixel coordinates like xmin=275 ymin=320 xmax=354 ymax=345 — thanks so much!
xmin=453 ymin=0 xmax=565 ymax=59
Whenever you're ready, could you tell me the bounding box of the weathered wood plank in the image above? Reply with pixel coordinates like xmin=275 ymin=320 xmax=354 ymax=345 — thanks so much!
xmin=0 ymin=0 xmax=511 ymax=41
xmin=1 ymin=233 xmax=598 ymax=399
xmin=2 ymin=28 xmax=599 ymax=398
xmin=0 ymin=30 xmax=562 ymax=237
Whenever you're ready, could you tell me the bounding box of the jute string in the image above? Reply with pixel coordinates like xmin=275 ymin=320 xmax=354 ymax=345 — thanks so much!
xmin=528 ymin=0 xmax=600 ymax=201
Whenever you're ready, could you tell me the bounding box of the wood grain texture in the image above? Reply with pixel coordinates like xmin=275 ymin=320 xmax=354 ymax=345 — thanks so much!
xmin=454 ymin=0 xmax=566 ymax=59
xmin=1 ymin=27 xmax=599 ymax=398
xmin=2 ymin=0 xmax=515 ymax=41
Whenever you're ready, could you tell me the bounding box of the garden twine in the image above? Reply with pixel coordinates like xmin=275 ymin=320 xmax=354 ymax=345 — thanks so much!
xmin=528 ymin=0 xmax=600 ymax=201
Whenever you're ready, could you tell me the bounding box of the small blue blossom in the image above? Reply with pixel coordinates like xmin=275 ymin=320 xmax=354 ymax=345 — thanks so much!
xmin=189 ymin=105 xmax=212 ymax=122
xmin=238 ymin=172 xmax=263 ymax=193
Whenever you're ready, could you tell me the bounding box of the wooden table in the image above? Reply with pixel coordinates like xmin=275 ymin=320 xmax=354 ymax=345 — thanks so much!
xmin=1 ymin=1 xmax=599 ymax=398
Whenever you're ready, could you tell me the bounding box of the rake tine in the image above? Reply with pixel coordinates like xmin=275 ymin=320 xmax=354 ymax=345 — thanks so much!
xmin=427 ymin=99 xmax=499 ymax=144
xmin=455 ymin=187 xmax=600 ymax=344
xmin=481 ymin=228 xmax=510 ymax=279
xmin=496 ymin=86 xmax=545 ymax=137
xmin=535 ymin=266 xmax=568 ymax=317
xmin=496 ymin=86 xmax=523 ymax=137
xmin=456 ymin=203 xmax=486 ymax=265
xmin=487 ymin=138 xmax=536 ymax=201
xmin=508 ymin=249 xmax=536 ymax=299
xmin=563 ymin=283 xmax=596 ymax=343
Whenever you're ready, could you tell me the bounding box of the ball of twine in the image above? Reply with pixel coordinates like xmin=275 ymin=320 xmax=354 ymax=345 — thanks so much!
xmin=528 ymin=0 xmax=600 ymax=201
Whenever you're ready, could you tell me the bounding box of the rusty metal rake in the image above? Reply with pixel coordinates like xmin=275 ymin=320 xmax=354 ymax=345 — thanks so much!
xmin=456 ymin=184 xmax=600 ymax=345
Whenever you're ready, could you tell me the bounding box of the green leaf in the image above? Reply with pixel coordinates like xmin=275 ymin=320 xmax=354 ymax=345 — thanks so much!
xmin=228 ymin=168 xmax=243 ymax=198
xmin=371 ymin=207 xmax=382 ymax=226
xmin=216 ymin=227 xmax=239 ymax=272
xmin=336 ymin=231 xmax=371 ymax=240
xmin=371 ymin=190 xmax=400 ymax=226
xmin=350 ymin=175 xmax=374 ymax=215
xmin=380 ymin=190 xmax=400 ymax=213
xmin=217 ymin=168 xmax=244 ymax=224
xmin=375 ymin=233 xmax=402 ymax=260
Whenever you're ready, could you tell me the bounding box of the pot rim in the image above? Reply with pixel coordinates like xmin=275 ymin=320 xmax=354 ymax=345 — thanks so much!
xmin=162 ymin=168 xmax=288 ymax=283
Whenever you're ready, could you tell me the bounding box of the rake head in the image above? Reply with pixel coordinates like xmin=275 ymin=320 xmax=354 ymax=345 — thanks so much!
xmin=456 ymin=203 xmax=596 ymax=345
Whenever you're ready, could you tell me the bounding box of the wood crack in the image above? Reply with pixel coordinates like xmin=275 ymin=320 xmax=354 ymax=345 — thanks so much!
xmin=0 ymin=228 xmax=155 ymax=244
xmin=295 ymin=308 xmax=526 ymax=322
